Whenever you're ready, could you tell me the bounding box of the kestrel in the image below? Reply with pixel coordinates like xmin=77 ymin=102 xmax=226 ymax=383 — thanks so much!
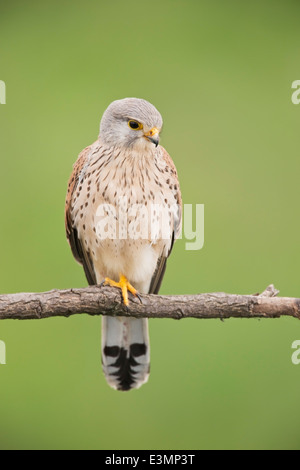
xmin=65 ymin=98 xmax=182 ymax=391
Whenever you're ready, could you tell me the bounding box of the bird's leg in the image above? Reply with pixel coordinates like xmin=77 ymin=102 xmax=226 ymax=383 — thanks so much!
xmin=102 ymin=274 xmax=140 ymax=306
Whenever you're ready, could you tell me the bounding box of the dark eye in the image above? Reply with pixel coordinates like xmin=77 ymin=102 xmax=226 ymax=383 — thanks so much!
xmin=128 ymin=120 xmax=143 ymax=130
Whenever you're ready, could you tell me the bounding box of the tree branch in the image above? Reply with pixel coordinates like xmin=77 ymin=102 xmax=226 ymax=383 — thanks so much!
xmin=0 ymin=284 xmax=299 ymax=321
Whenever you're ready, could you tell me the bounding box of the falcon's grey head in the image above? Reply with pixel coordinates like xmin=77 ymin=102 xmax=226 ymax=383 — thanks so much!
xmin=99 ymin=98 xmax=163 ymax=150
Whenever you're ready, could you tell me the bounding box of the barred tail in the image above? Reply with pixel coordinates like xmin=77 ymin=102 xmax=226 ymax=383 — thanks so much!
xmin=101 ymin=316 xmax=150 ymax=391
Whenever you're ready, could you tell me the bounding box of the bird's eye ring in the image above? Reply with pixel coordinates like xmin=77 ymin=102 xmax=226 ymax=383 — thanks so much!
xmin=128 ymin=120 xmax=143 ymax=130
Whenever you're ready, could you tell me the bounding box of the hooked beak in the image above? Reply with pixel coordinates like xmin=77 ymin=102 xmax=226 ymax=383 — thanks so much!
xmin=144 ymin=127 xmax=160 ymax=147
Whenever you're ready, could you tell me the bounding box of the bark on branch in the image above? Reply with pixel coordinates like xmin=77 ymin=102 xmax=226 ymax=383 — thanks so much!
xmin=0 ymin=284 xmax=299 ymax=321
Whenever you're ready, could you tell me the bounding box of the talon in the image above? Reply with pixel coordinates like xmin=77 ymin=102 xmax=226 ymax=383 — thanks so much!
xmin=103 ymin=274 xmax=140 ymax=306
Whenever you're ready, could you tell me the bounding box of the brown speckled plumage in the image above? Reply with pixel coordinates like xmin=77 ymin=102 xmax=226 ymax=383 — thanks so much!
xmin=65 ymin=98 xmax=182 ymax=391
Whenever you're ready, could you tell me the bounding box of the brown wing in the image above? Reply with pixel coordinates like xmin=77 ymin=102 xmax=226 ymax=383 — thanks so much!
xmin=65 ymin=145 xmax=97 ymax=285
xmin=148 ymin=147 xmax=182 ymax=295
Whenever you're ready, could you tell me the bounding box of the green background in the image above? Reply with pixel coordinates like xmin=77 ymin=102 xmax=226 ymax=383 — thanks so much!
xmin=0 ymin=0 xmax=300 ymax=450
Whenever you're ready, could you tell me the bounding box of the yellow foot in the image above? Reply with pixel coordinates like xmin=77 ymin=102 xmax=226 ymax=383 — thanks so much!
xmin=102 ymin=275 xmax=140 ymax=306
